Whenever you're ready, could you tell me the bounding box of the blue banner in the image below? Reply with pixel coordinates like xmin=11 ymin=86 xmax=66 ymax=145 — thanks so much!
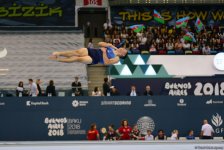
xmin=112 ymin=76 xmax=224 ymax=96
xmin=0 ymin=0 xmax=75 ymax=26
xmin=0 ymin=96 xmax=223 ymax=141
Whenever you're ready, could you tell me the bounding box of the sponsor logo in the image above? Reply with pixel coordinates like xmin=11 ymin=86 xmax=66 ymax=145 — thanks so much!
xmin=0 ymin=102 xmax=5 ymax=106
xmin=72 ymin=100 xmax=88 ymax=108
xmin=206 ymin=99 xmax=223 ymax=105
xmin=26 ymin=101 xmax=49 ymax=106
xmin=101 ymin=100 xmax=131 ymax=106
xmin=211 ymin=113 xmax=223 ymax=127
xmin=177 ymin=98 xmax=187 ymax=107
xmin=144 ymin=99 xmax=157 ymax=107
xmin=137 ymin=116 xmax=155 ymax=135
xmin=211 ymin=113 xmax=224 ymax=134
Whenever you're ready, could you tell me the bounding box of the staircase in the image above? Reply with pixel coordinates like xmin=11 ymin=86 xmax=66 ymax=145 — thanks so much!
xmin=85 ymin=38 xmax=108 ymax=96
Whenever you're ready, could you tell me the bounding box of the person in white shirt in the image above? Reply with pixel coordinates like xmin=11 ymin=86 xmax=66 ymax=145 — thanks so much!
xmin=170 ymin=129 xmax=179 ymax=140
xmin=202 ymin=45 xmax=211 ymax=55
xmin=91 ymin=86 xmax=102 ymax=96
xmin=87 ymin=38 xmax=94 ymax=48
xmin=201 ymin=119 xmax=214 ymax=139
xmin=145 ymin=130 xmax=154 ymax=141
xmin=28 ymin=79 xmax=38 ymax=97
xmin=103 ymin=19 xmax=112 ymax=31
xmin=183 ymin=40 xmax=191 ymax=51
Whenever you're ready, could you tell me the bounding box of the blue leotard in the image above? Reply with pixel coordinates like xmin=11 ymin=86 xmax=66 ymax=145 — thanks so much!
xmin=87 ymin=47 xmax=116 ymax=65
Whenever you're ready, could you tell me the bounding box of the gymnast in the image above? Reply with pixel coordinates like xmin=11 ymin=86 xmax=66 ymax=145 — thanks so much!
xmin=49 ymin=41 xmax=127 ymax=65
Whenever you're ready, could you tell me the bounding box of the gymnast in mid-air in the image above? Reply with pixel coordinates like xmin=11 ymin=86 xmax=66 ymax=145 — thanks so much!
xmin=49 ymin=41 xmax=127 ymax=65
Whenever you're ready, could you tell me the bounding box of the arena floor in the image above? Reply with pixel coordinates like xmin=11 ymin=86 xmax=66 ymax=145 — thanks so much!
xmin=0 ymin=140 xmax=223 ymax=150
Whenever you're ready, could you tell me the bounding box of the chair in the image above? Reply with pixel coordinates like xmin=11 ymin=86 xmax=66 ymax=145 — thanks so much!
xmin=210 ymin=50 xmax=217 ymax=55
xmin=167 ymin=50 xmax=176 ymax=55
xmin=158 ymin=50 xmax=166 ymax=55
xmin=213 ymin=137 xmax=223 ymax=140
xmin=185 ymin=50 xmax=193 ymax=55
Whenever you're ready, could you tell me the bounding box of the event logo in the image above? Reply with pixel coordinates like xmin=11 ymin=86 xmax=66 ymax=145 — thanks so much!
xmin=211 ymin=113 xmax=224 ymax=134
xmin=26 ymin=101 xmax=49 ymax=106
xmin=177 ymin=99 xmax=187 ymax=107
xmin=101 ymin=100 xmax=131 ymax=106
xmin=211 ymin=113 xmax=223 ymax=127
xmin=67 ymin=118 xmax=86 ymax=135
xmin=72 ymin=100 xmax=88 ymax=108
xmin=44 ymin=117 xmax=67 ymax=137
xmin=165 ymin=82 xmax=191 ymax=96
xmin=144 ymin=99 xmax=157 ymax=107
xmin=44 ymin=117 xmax=86 ymax=137
xmin=137 ymin=116 xmax=155 ymax=135
xmin=206 ymin=99 xmax=223 ymax=105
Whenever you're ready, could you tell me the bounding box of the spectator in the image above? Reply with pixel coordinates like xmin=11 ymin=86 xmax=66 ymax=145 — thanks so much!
xmin=91 ymin=86 xmax=102 ymax=96
xmin=202 ymin=44 xmax=211 ymax=55
xmin=191 ymin=43 xmax=200 ymax=52
xmin=170 ymin=129 xmax=179 ymax=140
xmin=186 ymin=130 xmax=195 ymax=140
xmin=103 ymin=19 xmax=112 ymax=31
xmin=118 ymin=120 xmax=132 ymax=140
xmin=155 ymin=130 xmax=167 ymax=140
xmin=157 ymin=40 xmax=166 ymax=52
xmin=87 ymin=123 xmax=100 ymax=140
xmin=72 ymin=77 xmax=83 ymax=96
xmin=201 ymin=119 xmax=214 ymax=139
xmin=145 ymin=130 xmax=154 ymax=141
xmin=104 ymin=124 xmax=118 ymax=141
xmin=183 ymin=40 xmax=191 ymax=52
xmin=103 ymin=77 xmax=110 ymax=96
xmin=127 ymin=85 xmax=140 ymax=96
xmin=149 ymin=42 xmax=157 ymax=54
xmin=46 ymin=80 xmax=56 ymax=96
xmin=16 ymin=81 xmax=24 ymax=97
xmin=86 ymin=21 xmax=91 ymax=38
xmin=130 ymin=40 xmax=140 ymax=54
xmin=113 ymin=34 xmax=121 ymax=48
xmin=28 ymin=79 xmax=38 ymax=97
xmin=166 ymin=39 xmax=174 ymax=51
xmin=104 ymin=30 xmax=112 ymax=43
xmin=36 ymin=79 xmax=43 ymax=96
xmin=87 ymin=38 xmax=94 ymax=48
xmin=143 ymin=85 xmax=153 ymax=96
xmin=174 ymin=39 xmax=183 ymax=54
xmin=131 ymin=125 xmax=141 ymax=140
xmin=120 ymin=29 xmax=128 ymax=41
xmin=110 ymin=86 xmax=120 ymax=96
xmin=138 ymin=33 xmax=147 ymax=52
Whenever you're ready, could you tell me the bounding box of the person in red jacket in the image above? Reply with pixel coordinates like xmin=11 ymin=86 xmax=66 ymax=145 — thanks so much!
xmin=87 ymin=123 xmax=100 ymax=140
xmin=118 ymin=120 xmax=132 ymax=140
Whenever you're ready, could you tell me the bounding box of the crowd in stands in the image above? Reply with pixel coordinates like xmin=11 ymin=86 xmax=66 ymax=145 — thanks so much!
xmin=87 ymin=119 xmax=216 ymax=141
xmin=103 ymin=21 xmax=224 ymax=55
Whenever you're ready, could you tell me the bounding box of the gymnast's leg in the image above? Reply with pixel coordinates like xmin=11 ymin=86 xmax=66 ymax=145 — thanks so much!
xmin=51 ymin=56 xmax=93 ymax=64
xmin=52 ymin=48 xmax=89 ymax=57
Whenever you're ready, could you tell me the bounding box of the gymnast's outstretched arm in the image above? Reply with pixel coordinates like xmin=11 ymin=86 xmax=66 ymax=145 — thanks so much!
xmin=98 ymin=42 xmax=118 ymax=50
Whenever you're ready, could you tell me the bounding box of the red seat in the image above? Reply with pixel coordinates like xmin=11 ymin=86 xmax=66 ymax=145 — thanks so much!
xmin=192 ymin=51 xmax=201 ymax=54
xmin=158 ymin=50 xmax=166 ymax=54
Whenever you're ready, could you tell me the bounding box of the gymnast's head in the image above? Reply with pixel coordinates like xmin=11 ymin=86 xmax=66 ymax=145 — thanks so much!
xmin=116 ymin=48 xmax=128 ymax=57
